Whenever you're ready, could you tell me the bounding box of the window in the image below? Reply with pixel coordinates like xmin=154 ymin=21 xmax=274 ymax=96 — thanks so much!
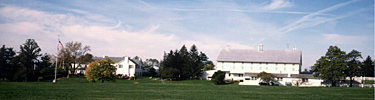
xmin=251 ymin=76 xmax=257 ymax=80
xmin=259 ymin=67 xmax=262 ymax=70
xmin=239 ymin=74 xmax=243 ymax=77
xmin=266 ymin=67 xmax=268 ymax=70
xmin=275 ymin=67 xmax=277 ymax=70
xmin=277 ymin=77 xmax=283 ymax=81
xmin=292 ymin=68 xmax=295 ymax=71
xmin=129 ymin=65 xmax=134 ymax=68
xmin=228 ymin=73 xmax=231 ymax=76
xmin=251 ymin=66 xmax=253 ymax=70
xmin=118 ymin=65 xmax=123 ymax=68
xmin=302 ymin=78 xmax=308 ymax=82
xmin=284 ymin=67 xmax=286 ymax=71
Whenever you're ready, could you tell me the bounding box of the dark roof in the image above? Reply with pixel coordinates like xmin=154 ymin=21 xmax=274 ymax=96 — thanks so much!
xmin=92 ymin=56 xmax=140 ymax=66
xmin=93 ymin=56 xmax=126 ymax=63
xmin=217 ymin=49 xmax=301 ymax=64
xmin=131 ymin=58 xmax=142 ymax=66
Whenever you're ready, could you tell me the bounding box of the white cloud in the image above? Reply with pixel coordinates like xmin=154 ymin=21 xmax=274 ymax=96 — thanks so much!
xmin=0 ymin=5 xmax=255 ymax=62
xmin=261 ymin=0 xmax=292 ymax=11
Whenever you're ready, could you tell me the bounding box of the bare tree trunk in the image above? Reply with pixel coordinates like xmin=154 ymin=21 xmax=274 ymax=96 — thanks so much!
xmin=332 ymin=80 xmax=336 ymax=87
xmin=349 ymin=76 xmax=353 ymax=87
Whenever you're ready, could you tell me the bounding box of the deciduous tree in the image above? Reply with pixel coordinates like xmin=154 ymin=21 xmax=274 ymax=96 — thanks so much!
xmin=257 ymin=71 xmax=276 ymax=85
xmin=345 ymin=50 xmax=362 ymax=87
xmin=85 ymin=58 xmax=117 ymax=83
xmin=312 ymin=46 xmax=346 ymax=87
xmin=58 ymin=41 xmax=91 ymax=75
xmin=203 ymin=64 xmax=215 ymax=71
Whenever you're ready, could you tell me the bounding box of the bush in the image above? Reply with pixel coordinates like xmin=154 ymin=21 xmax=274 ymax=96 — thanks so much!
xmin=362 ymin=80 xmax=374 ymax=84
xmin=211 ymin=70 xmax=225 ymax=85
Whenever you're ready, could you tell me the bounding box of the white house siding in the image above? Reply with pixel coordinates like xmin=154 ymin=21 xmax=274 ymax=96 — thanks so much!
xmin=115 ymin=57 xmax=136 ymax=77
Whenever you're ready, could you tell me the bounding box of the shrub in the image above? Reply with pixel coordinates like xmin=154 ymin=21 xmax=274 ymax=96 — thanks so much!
xmin=211 ymin=70 xmax=225 ymax=85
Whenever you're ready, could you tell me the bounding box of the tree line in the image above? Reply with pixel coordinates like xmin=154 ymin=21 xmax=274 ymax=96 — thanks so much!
xmin=160 ymin=45 xmax=214 ymax=79
xmin=0 ymin=39 xmax=92 ymax=82
xmin=0 ymin=39 xmax=50 ymax=81
xmin=312 ymin=46 xmax=374 ymax=87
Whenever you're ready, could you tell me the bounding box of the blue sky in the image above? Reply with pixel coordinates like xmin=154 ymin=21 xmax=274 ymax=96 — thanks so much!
xmin=0 ymin=0 xmax=373 ymax=70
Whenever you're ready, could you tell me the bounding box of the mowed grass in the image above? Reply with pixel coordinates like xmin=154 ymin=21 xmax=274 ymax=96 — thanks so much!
xmin=0 ymin=78 xmax=373 ymax=100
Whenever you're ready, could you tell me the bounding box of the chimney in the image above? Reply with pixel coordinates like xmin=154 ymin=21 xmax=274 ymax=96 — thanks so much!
xmin=226 ymin=45 xmax=230 ymax=50
xmin=103 ymin=55 xmax=107 ymax=58
xmin=293 ymin=46 xmax=296 ymax=51
xmin=258 ymin=44 xmax=263 ymax=51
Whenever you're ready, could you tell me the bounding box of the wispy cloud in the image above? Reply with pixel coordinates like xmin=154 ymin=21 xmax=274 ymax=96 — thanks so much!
xmin=0 ymin=4 xmax=254 ymax=62
xmin=138 ymin=0 xmax=156 ymax=9
xmin=254 ymin=0 xmax=361 ymax=45
xmin=261 ymin=0 xmax=292 ymax=11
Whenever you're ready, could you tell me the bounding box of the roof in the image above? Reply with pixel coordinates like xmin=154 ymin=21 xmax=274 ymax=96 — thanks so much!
xmin=92 ymin=56 xmax=141 ymax=66
xmin=131 ymin=58 xmax=142 ymax=66
xmin=93 ymin=56 xmax=125 ymax=63
xmin=217 ymin=49 xmax=301 ymax=64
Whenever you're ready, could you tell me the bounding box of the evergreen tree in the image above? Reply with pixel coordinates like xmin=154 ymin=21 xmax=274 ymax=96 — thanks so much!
xmin=18 ymin=39 xmax=42 ymax=82
xmin=362 ymin=56 xmax=374 ymax=77
xmin=159 ymin=45 xmax=213 ymax=79
xmin=0 ymin=45 xmax=16 ymax=81
xmin=36 ymin=53 xmax=53 ymax=79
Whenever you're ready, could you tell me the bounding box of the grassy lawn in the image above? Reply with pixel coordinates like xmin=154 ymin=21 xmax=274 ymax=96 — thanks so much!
xmin=0 ymin=77 xmax=373 ymax=100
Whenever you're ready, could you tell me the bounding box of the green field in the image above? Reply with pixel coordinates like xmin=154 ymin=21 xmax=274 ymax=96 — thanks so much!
xmin=1 ymin=78 xmax=374 ymax=100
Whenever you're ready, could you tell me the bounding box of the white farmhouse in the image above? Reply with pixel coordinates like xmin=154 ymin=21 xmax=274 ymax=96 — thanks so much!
xmin=92 ymin=56 xmax=143 ymax=77
xmin=214 ymin=44 xmax=323 ymax=86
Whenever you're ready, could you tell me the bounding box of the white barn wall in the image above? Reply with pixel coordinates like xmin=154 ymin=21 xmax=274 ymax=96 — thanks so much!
xmin=217 ymin=62 xmax=300 ymax=76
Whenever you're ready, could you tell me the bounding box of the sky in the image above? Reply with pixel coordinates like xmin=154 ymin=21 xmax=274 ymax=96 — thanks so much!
xmin=0 ymin=0 xmax=373 ymax=70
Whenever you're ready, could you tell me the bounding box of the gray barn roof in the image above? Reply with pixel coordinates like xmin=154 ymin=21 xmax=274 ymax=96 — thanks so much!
xmin=217 ymin=49 xmax=301 ymax=64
